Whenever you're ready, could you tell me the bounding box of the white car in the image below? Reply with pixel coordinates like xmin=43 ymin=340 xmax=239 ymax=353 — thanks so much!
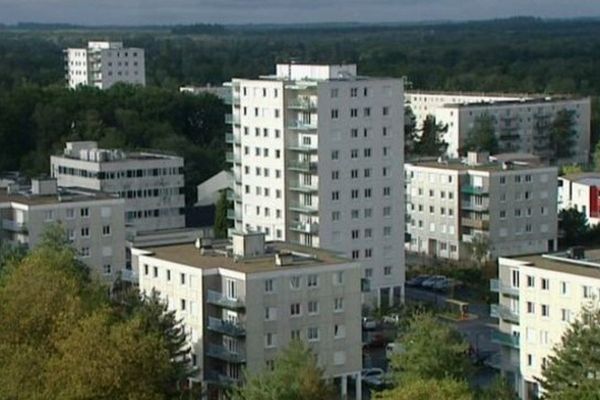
xmin=361 ymin=368 xmax=385 ymax=386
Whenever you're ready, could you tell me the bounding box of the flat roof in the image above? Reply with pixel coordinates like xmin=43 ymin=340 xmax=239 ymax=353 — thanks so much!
xmin=140 ymin=241 xmax=351 ymax=274
xmin=442 ymin=96 xmax=587 ymax=109
xmin=408 ymin=159 xmax=547 ymax=173
xmin=0 ymin=187 xmax=118 ymax=206
xmin=561 ymin=172 xmax=600 ymax=186
xmin=514 ymin=250 xmax=600 ymax=280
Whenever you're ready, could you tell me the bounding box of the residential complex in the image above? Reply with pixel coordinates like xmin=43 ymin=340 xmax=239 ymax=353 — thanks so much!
xmin=225 ymin=63 xmax=405 ymax=306
xmin=405 ymin=152 xmax=558 ymax=260
xmin=558 ymin=172 xmax=600 ymax=225
xmin=50 ymin=141 xmax=185 ymax=234
xmin=64 ymin=41 xmax=146 ymax=89
xmin=492 ymin=249 xmax=600 ymax=399
xmin=132 ymin=232 xmax=363 ymax=399
xmin=406 ymin=91 xmax=591 ymax=164
xmin=0 ymin=177 xmax=125 ymax=281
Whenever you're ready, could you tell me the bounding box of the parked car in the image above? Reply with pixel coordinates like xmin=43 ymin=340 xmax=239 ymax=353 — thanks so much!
xmin=421 ymin=275 xmax=445 ymax=289
xmin=431 ymin=277 xmax=451 ymax=291
xmin=406 ymin=274 xmax=429 ymax=287
xmin=361 ymin=368 xmax=385 ymax=387
xmin=362 ymin=317 xmax=379 ymax=330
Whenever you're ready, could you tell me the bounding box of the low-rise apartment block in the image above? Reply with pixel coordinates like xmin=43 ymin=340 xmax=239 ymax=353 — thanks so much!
xmin=406 ymin=91 xmax=591 ymax=164
xmin=51 ymin=141 xmax=185 ymax=234
xmin=0 ymin=178 xmax=126 ymax=281
xmin=64 ymin=41 xmax=146 ymax=89
xmin=406 ymin=152 xmax=558 ymax=260
xmin=132 ymin=232 xmax=363 ymax=399
xmin=492 ymin=249 xmax=600 ymax=399
xmin=558 ymin=172 xmax=600 ymax=225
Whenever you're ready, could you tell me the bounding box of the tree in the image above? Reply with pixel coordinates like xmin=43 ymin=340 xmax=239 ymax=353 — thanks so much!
xmin=469 ymin=233 xmax=492 ymax=267
xmin=404 ymin=106 xmax=418 ymax=155
xmin=559 ymin=207 xmax=589 ymax=246
xmin=390 ymin=313 xmax=472 ymax=382
xmin=462 ymin=113 xmax=499 ymax=155
xmin=549 ymin=109 xmax=577 ymax=162
xmin=232 ymin=340 xmax=335 ymax=400
xmin=477 ymin=376 xmax=518 ymax=400
xmin=414 ymin=114 xmax=448 ymax=157
xmin=214 ymin=190 xmax=230 ymax=239
xmin=560 ymin=164 xmax=584 ymax=176
xmin=375 ymin=377 xmax=472 ymax=400
xmin=540 ymin=306 xmax=600 ymax=399
xmin=593 ymin=140 xmax=600 ymax=171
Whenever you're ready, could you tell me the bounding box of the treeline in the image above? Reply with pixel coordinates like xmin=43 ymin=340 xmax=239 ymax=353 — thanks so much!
xmin=0 ymin=84 xmax=226 ymax=204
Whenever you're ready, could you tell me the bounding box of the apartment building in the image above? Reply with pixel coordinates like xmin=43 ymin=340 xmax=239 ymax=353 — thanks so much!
xmin=558 ymin=172 xmax=600 ymax=225
xmin=0 ymin=178 xmax=125 ymax=281
xmin=406 ymin=152 xmax=558 ymax=261
xmin=64 ymin=41 xmax=145 ymax=89
xmin=50 ymin=141 xmax=185 ymax=234
xmin=406 ymin=91 xmax=591 ymax=164
xmin=132 ymin=232 xmax=363 ymax=399
xmin=492 ymin=249 xmax=600 ymax=399
xmin=225 ymin=63 xmax=404 ymax=306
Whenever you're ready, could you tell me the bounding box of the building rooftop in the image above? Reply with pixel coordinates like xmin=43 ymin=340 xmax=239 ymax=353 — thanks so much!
xmin=0 ymin=187 xmax=119 ymax=206
xmin=561 ymin=172 xmax=600 ymax=186
xmin=442 ymin=96 xmax=587 ymax=109
xmin=139 ymin=241 xmax=351 ymax=274
xmin=406 ymin=90 xmax=530 ymax=99
xmin=407 ymin=153 xmax=548 ymax=173
xmin=55 ymin=141 xmax=182 ymax=163
xmin=514 ymin=249 xmax=600 ymax=280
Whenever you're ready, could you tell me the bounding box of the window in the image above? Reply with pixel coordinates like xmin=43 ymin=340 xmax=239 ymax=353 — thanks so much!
xmin=350 ymin=149 xmax=358 ymax=158
xmin=351 ymin=169 xmax=359 ymax=178
xmin=365 ymin=248 xmax=372 ymax=258
xmin=527 ymin=302 xmax=535 ymax=314
xmin=384 ymin=266 xmax=392 ymax=276
xmin=383 ymin=187 xmax=391 ymax=196
xmin=290 ymin=276 xmax=301 ymax=289
xmin=180 ymin=299 xmax=186 ymax=311
xmin=332 ymin=170 xmax=339 ymax=180
xmin=541 ymin=304 xmax=549 ymax=318
xmin=331 ymin=109 xmax=339 ymax=119
xmin=166 ymin=269 xmax=171 ymax=281
xmin=265 ymin=279 xmax=274 ymax=293
xmin=290 ymin=303 xmax=301 ymax=316
xmin=527 ymin=275 xmax=535 ymax=288
xmin=541 ymin=278 xmax=549 ymax=290
xmin=365 ymin=228 xmax=373 ymax=238
xmin=66 ymin=208 xmax=75 ymax=219
xmin=332 ymin=211 xmax=340 ymax=221
xmin=334 ymin=324 xmax=346 ymax=339
xmin=364 ymin=148 xmax=371 ymax=157
xmin=153 ymin=266 xmax=158 ymax=278
xmin=102 ymin=225 xmax=111 ymax=236
xmin=364 ymin=208 xmax=372 ymax=218
xmin=383 ymin=106 xmax=389 ymax=116
xmin=331 ymin=150 xmax=339 ymax=160
xmin=180 ymin=273 xmax=186 ymax=285
xmin=332 ymin=191 xmax=340 ymax=201
xmin=351 ymin=128 xmax=358 ymax=138
xmin=307 ymin=274 xmax=319 ymax=288
xmin=363 ymin=107 xmax=371 ymax=117
xmin=560 ymin=281 xmax=569 ymax=296
xmin=80 ymin=208 xmax=89 ymax=217
xmin=383 ymin=206 xmax=391 ymax=217
xmin=143 ymin=264 xmax=149 ymax=275
xmin=265 ymin=307 xmax=277 ymax=321
xmin=583 ymin=285 xmax=594 ymax=299
xmin=561 ymin=308 xmax=571 ymax=323
xmin=350 ymin=108 xmax=358 ymax=117
xmin=351 ymin=229 xmax=360 ymax=239
xmin=81 ymin=227 xmax=90 ymax=237
xmin=103 ymin=264 xmax=111 ymax=275
xmin=334 ymin=271 xmax=344 ymax=285
xmin=334 ymin=297 xmax=344 ymax=312
xmin=331 ymin=88 xmax=338 ymax=98
xmin=308 ymin=300 xmax=319 ymax=315
xmin=307 ymin=327 xmax=320 ymax=342
xmin=265 ymin=333 xmax=276 ymax=348
xmin=291 ymin=330 xmax=301 ymax=340
xmin=350 ymin=88 xmax=358 ymax=97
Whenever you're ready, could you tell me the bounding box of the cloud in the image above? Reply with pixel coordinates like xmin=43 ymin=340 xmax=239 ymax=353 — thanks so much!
xmin=0 ymin=0 xmax=599 ymax=25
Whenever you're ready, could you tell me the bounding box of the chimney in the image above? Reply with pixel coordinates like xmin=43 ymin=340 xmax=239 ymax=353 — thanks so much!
xmin=467 ymin=151 xmax=490 ymax=166
xmin=232 ymin=232 xmax=266 ymax=258
xmin=31 ymin=178 xmax=58 ymax=196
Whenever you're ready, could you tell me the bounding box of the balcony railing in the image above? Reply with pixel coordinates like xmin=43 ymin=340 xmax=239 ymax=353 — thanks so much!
xmin=1 ymin=219 xmax=28 ymax=233
xmin=225 ymin=113 xmax=240 ymax=125
xmin=204 ymin=371 xmax=241 ymax=388
xmin=207 ymin=316 xmax=246 ymax=337
xmin=461 ymin=185 xmax=489 ymax=196
xmin=289 ymin=221 xmax=319 ymax=234
xmin=287 ymin=144 xmax=318 ymax=153
xmin=288 ymin=121 xmax=317 ymax=131
xmin=287 ymin=99 xmax=317 ymax=111
xmin=490 ymin=304 xmax=520 ymax=324
xmin=490 ymin=279 xmax=519 ymax=297
xmin=207 ymin=290 xmax=245 ymax=309
xmin=289 ymin=184 xmax=318 ymax=194
xmin=206 ymin=344 xmax=246 ymax=363
xmin=226 ymin=209 xmax=242 ymax=221
xmin=461 ymin=217 xmax=490 ymax=230
xmin=119 ymin=268 xmax=139 ymax=283
xmin=226 ymin=190 xmax=241 ymax=202
xmin=461 ymin=202 xmax=489 ymax=212
xmin=289 ymin=203 xmax=319 ymax=214
xmin=288 ymin=160 xmax=317 ymax=173
xmin=491 ymin=331 xmax=520 ymax=349
xmin=225 ymin=151 xmax=241 ymax=164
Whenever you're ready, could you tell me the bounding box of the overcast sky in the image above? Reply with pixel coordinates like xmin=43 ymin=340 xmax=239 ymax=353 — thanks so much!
xmin=1 ymin=0 xmax=599 ymax=25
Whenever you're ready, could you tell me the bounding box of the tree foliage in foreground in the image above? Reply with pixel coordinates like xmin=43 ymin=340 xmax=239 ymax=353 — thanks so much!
xmin=540 ymin=307 xmax=600 ymax=400
xmin=214 ymin=190 xmax=230 ymax=239
xmin=232 ymin=340 xmax=336 ymax=400
xmin=549 ymin=109 xmax=577 ymax=162
xmin=0 ymin=242 xmax=196 ymax=399
xmin=462 ymin=113 xmax=499 ymax=155
xmin=375 ymin=377 xmax=473 ymax=400
xmin=414 ymin=114 xmax=449 ymax=157
xmin=559 ymin=207 xmax=589 ymax=246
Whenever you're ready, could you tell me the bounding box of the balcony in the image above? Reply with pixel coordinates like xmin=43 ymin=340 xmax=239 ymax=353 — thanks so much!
xmin=206 ymin=344 xmax=246 ymax=363
xmin=287 ymin=99 xmax=317 ymax=111
xmin=226 ymin=191 xmax=241 ymax=202
xmin=207 ymin=290 xmax=245 ymax=309
xmin=225 ymin=113 xmax=240 ymax=125
xmin=2 ymin=219 xmax=28 ymax=234
xmin=490 ymin=304 xmax=519 ymax=324
xmin=289 ymin=203 xmax=319 ymax=214
xmin=119 ymin=268 xmax=139 ymax=283
xmin=207 ymin=316 xmax=246 ymax=337
xmin=289 ymin=184 xmax=318 ymax=194
xmin=461 ymin=217 xmax=490 ymax=230
xmin=461 ymin=185 xmax=489 ymax=196
xmin=490 ymin=279 xmax=519 ymax=297
xmin=225 ymin=132 xmax=235 ymax=144
xmin=225 ymin=151 xmax=241 ymax=164
xmin=288 ymin=121 xmax=317 ymax=131
xmin=287 ymin=144 xmax=318 ymax=153
xmin=486 ymin=352 xmax=520 ymax=372
xmin=226 ymin=209 xmax=242 ymax=221
xmin=288 ymin=160 xmax=317 ymax=173
xmin=461 ymin=202 xmax=489 ymax=212
xmin=491 ymin=331 xmax=520 ymax=349
xmin=290 ymin=221 xmax=319 ymax=234
xmin=204 ymin=371 xmax=241 ymax=388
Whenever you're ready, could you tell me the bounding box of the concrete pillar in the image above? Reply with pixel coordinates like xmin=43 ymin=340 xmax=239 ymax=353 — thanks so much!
xmin=355 ymin=372 xmax=362 ymax=400
xmin=341 ymin=375 xmax=348 ymax=399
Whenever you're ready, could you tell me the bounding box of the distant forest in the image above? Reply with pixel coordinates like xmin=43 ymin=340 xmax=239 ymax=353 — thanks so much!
xmin=0 ymin=17 xmax=599 ymax=201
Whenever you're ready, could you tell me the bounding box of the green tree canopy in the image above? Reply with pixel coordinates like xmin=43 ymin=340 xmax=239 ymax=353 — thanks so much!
xmin=462 ymin=113 xmax=499 ymax=155
xmin=414 ymin=114 xmax=449 ymax=157
xmin=232 ymin=340 xmax=336 ymax=400
xmin=214 ymin=190 xmax=230 ymax=239
xmin=559 ymin=207 xmax=589 ymax=246
xmin=374 ymin=377 xmax=472 ymax=400
xmin=549 ymin=109 xmax=577 ymax=162
xmin=390 ymin=312 xmax=472 ymax=382
xmin=404 ymin=105 xmax=418 ymax=155
xmin=540 ymin=306 xmax=600 ymax=399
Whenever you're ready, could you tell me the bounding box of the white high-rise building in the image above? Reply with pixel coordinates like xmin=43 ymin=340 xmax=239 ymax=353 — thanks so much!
xmin=406 ymin=91 xmax=591 ymax=165
xmin=64 ymin=41 xmax=146 ymax=89
xmin=50 ymin=141 xmax=185 ymax=234
xmin=225 ymin=63 xmax=405 ymax=306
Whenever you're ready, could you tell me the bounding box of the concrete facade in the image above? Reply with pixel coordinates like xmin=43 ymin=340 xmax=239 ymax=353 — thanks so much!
xmin=0 ymin=178 xmax=126 ymax=282
xmin=406 ymin=91 xmax=591 ymax=165
xmin=132 ymin=233 xmax=363 ymax=399
xmin=406 ymin=153 xmax=558 ymax=260
xmin=65 ymin=41 xmax=146 ymax=89
xmin=226 ymin=63 xmax=405 ymax=307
